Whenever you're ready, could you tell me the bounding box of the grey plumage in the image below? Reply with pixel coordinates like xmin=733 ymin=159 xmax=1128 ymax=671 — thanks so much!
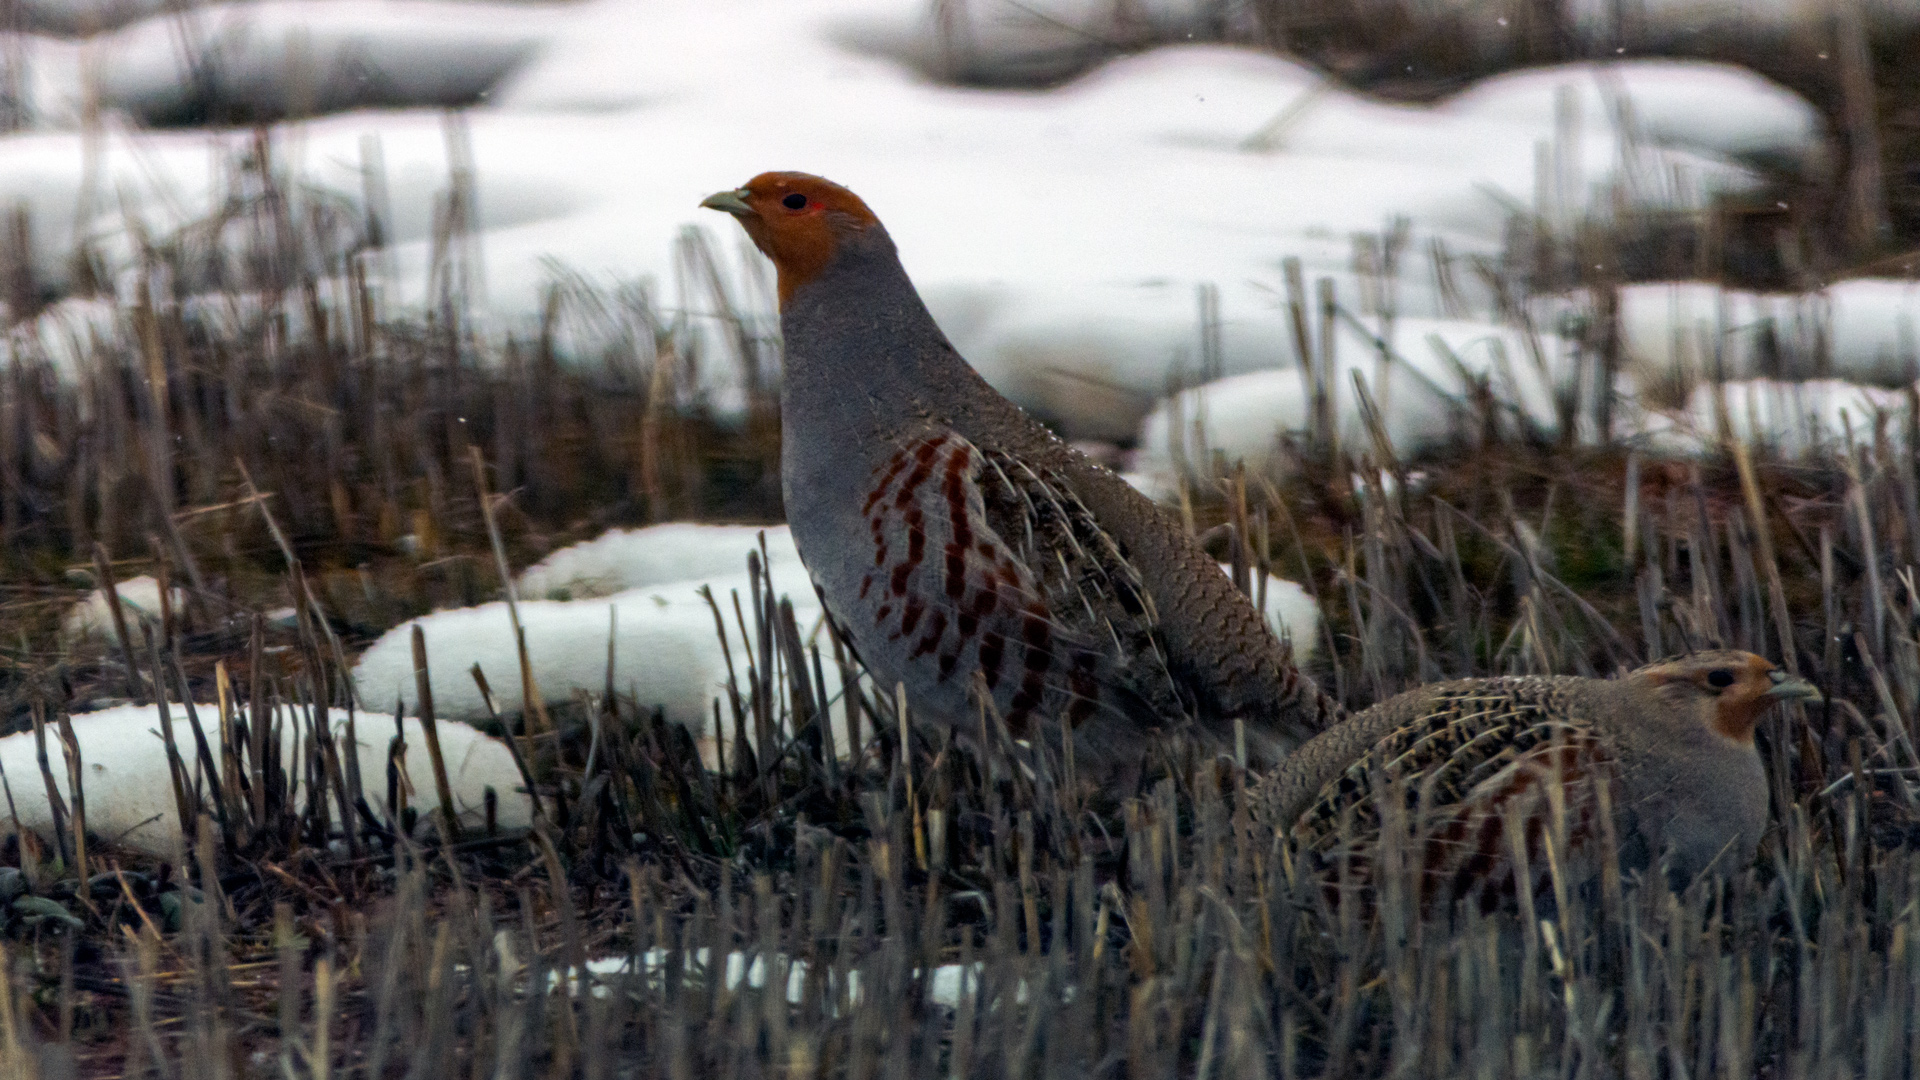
xmin=704 ymin=171 xmax=1342 ymax=783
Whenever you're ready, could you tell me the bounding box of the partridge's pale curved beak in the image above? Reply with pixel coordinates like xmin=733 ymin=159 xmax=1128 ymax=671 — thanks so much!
xmin=1766 ymin=670 xmax=1821 ymax=704
xmin=701 ymin=188 xmax=754 ymax=217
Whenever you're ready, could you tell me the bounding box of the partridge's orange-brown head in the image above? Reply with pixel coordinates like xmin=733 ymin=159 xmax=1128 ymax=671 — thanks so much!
xmin=1636 ymin=649 xmax=1820 ymax=744
xmin=701 ymin=172 xmax=880 ymax=306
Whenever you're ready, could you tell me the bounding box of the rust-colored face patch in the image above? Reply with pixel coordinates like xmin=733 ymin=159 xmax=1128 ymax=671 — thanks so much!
xmin=1703 ymin=653 xmax=1795 ymax=743
xmin=702 ymin=171 xmax=880 ymax=306
xmin=1640 ymin=650 xmax=1788 ymax=744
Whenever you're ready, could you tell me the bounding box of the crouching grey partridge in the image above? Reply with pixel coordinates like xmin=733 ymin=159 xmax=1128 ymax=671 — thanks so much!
xmin=701 ymin=171 xmax=1341 ymax=782
xmin=1255 ymin=650 xmax=1818 ymax=911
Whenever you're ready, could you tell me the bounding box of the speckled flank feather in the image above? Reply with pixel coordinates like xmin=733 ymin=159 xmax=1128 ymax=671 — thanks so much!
xmin=1256 ymin=651 xmax=1810 ymax=909
xmin=1279 ymin=678 xmax=1620 ymax=912
xmin=705 ymin=170 xmax=1343 ymax=781
xmin=851 ymin=431 xmax=1184 ymax=745
xmin=1262 ymin=676 xmax=1590 ymax=831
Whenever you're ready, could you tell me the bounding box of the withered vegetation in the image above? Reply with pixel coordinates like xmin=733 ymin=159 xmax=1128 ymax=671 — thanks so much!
xmin=0 ymin=4 xmax=1916 ymax=1072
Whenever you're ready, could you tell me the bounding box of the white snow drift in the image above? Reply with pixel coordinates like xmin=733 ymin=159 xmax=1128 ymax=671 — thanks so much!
xmin=0 ymin=0 xmax=1829 ymax=438
xmin=1233 ymin=569 xmax=1322 ymax=661
xmin=1633 ymin=377 xmax=1914 ymax=460
xmin=61 ymin=575 xmax=184 ymax=644
xmin=1617 ymin=279 xmax=1920 ymax=392
xmin=1135 ymin=316 xmax=1574 ymax=483
xmin=354 ymin=560 xmax=838 ymax=768
xmin=0 ymin=704 xmax=529 ymax=857
xmin=516 ymin=523 xmax=800 ymax=602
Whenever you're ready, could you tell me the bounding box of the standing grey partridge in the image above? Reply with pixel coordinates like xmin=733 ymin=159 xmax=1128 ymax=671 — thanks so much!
xmin=1255 ymin=650 xmax=1818 ymax=911
xmin=701 ymin=171 xmax=1341 ymax=781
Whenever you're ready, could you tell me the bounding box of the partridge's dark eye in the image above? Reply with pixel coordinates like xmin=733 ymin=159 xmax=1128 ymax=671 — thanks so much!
xmin=1707 ymin=669 xmax=1736 ymax=689
xmin=782 ymin=193 xmax=809 ymax=210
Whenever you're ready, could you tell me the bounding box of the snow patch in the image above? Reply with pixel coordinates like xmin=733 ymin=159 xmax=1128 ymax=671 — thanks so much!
xmin=1442 ymin=60 xmax=1824 ymax=166
xmin=353 ymin=562 xmax=845 ymax=768
xmin=0 ymin=704 xmax=528 ymax=857
xmin=1633 ymin=378 xmax=1914 ymax=460
xmin=1135 ymin=316 xmax=1572 ymax=483
xmin=1618 ymin=279 xmax=1920 ymax=394
xmin=0 ymin=0 xmax=1827 ymax=440
xmin=61 ymin=575 xmax=184 ymax=644
xmin=516 ymin=523 xmax=801 ymax=601
xmin=1217 ymin=564 xmax=1321 ymax=663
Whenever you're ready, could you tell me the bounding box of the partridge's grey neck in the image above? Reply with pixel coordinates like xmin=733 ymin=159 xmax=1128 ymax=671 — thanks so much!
xmin=780 ymin=227 xmax=983 ymax=429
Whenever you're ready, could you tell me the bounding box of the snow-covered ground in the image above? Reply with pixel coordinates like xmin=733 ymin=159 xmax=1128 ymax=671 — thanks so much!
xmin=355 ymin=541 xmax=837 ymax=767
xmin=556 ymin=948 xmax=998 ymax=1009
xmin=515 ymin=523 xmax=801 ymax=601
xmin=61 ymin=574 xmax=183 ymax=643
xmin=1135 ymin=314 xmax=1579 ymax=482
xmin=1614 ymin=279 xmax=1920 ymax=391
xmin=0 ymin=703 xmax=527 ymax=857
xmin=1132 ymin=273 xmax=1920 ymax=472
xmin=1136 ymin=326 xmax=1920 ymax=471
xmin=1632 ymin=377 xmax=1914 ymax=459
xmin=0 ymin=0 xmax=1834 ymax=435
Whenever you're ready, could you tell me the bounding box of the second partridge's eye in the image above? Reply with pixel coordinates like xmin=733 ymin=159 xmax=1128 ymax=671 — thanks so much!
xmin=782 ymin=193 xmax=809 ymax=210
xmin=1707 ymin=669 xmax=1736 ymax=689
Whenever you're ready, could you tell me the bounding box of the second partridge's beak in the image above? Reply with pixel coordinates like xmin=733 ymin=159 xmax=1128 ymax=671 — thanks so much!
xmin=1766 ymin=670 xmax=1821 ymax=704
xmin=701 ymin=189 xmax=754 ymax=218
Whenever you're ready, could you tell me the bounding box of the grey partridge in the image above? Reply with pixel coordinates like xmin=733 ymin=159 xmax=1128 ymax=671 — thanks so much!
xmin=701 ymin=171 xmax=1341 ymax=781
xmin=1255 ymin=650 xmax=1818 ymax=911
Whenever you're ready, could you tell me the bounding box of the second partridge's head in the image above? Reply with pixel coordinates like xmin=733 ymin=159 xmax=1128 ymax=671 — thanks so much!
xmin=1628 ymin=650 xmax=1819 ymax=744
xmin=701 ymin=172 xmax=880 ymax=305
